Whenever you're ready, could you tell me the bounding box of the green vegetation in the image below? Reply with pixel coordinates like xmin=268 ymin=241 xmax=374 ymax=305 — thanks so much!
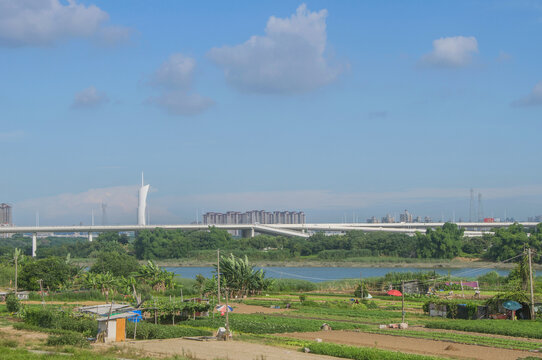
xmin=23 ymin=308 xmax=97 ymax=336
xmin=126 ymin=322 xmax=212 ymax=339
xmin=188 ymin=313 xmax=364 ymax=334
xmin=415 ymin=223 xmax=463 ymax=259
xmin=301 ymin=341 xmax=443 ymax=360
xmin=18 ymin=256 xmax=81 ymax=291
xmin=371 ymin=328 xmax=542 ymax=351
xmin=425 ymin=319 xmax=542 ymax=338
xmin=5 ymin=293 xmax=20 ymax=313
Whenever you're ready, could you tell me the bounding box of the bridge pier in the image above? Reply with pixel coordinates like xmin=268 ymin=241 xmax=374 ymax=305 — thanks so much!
xmin=32 ymin=232 xmax=37 ymax=257
xmin=88 ymin=232 xmax=93 ymax=242
xmin=241 ymin=228 xmax=255 ymax=238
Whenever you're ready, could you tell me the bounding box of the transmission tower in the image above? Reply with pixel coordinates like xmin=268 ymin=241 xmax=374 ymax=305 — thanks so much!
xmin=469 ymin=188 xmax=475 ymax=222
xmin=101 ymin=202 xmax=107 ymax=225
xmin=477 ymin=193 xmax=484 ymax=222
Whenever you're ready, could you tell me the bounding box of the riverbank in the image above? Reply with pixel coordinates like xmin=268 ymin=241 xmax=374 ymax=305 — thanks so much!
xmin=72 ymin=257 xmax=541 ymax=270
xmin=151 ymin=258 xmax=533 ymax=269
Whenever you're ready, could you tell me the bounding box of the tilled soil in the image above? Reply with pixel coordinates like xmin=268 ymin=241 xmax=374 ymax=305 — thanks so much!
xmin=279 ymin=330 xmax=542 ymax=360
xmin=116 ymin=338 xmax=342 ymax=360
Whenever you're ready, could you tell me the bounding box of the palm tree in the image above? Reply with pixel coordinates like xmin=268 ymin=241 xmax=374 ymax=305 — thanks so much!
xmin=138 ymin=260 xmax=175 ymax=292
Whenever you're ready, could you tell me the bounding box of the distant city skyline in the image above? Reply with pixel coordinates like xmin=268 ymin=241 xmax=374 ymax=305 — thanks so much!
xmin=1 ymin=1 xmax=541 ymax=226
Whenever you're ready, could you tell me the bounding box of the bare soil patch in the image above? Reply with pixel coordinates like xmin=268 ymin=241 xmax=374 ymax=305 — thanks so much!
xmin=0 ymin=326 xmax=48 ymax=346
xmin=280 ymin=330 xmax=540 ymax=360
xmin=115 ymin=338 xmax=341 ymax=360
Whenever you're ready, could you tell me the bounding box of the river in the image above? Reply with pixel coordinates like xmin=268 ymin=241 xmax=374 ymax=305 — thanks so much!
xmin=164 ymin=266 xmax=509 ymax=282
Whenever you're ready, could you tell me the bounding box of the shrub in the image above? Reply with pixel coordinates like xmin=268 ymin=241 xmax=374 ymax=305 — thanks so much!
xmin=46 ymin=332 xmax=89 ymax=347
xmin=23 ymin=308 xmax=97 ymax=335
xmin=5 ymin=293 xmax=20 ymax=313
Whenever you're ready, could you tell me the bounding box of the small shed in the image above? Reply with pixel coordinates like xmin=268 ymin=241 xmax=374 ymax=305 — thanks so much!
xmin=78 ymin=304 xmax=137 ymax=343
xmin=97 ymin=312 xmax=139 ymax=343
xmin=0 ymin=291 xmax=29 ymax=301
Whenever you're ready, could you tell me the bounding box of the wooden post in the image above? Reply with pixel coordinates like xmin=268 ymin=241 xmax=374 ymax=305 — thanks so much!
xmin=528 ymin=248 xmax=536 ymax=320
xmin=401 ymin=280 xmax=405 ymax=324
xmin=14 ymin=250 xmax=18 ymax=297
xmin=460 ymin=280 xmax=464 ymax=298
xmin=133 ymin=320 xmax=138 ymax=340
xmin=217 ymin=249 xmax=221 ymax=305
xmin=154 ymin=299 xmax=157 ymax=325
xmin=225 ymin=288 xmax=230 ymax=340
xmin=38 ymin=279 xmax=45 ymax=308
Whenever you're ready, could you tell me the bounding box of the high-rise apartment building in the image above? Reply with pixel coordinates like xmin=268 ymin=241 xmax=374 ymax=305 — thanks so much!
xmin=203 ymin=210 xmax=306 ymax=225
xmin=0 ymin=203 xmax=12 ymax=226
xmin=399 ymin=210 xmax=413 ymax=223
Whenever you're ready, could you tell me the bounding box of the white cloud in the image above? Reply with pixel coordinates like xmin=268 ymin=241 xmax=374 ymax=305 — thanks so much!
xmin=13 ymin=184 xmax=542 ymax=225
xmin=512 ymin=81 xmax=542 ymax=107
xmin=420 ymin=36 xmax=478 ymax=68
xmin=208 ymin=4 xmax=344 ymax=94
xmin=147 ymin=54 xmax=213 ymax=116
xmin=16 ymin=185 xmax=175 ymax=225
xmin=150 ymin=54 xmax=196 ymax=90
xmin=0 ymin=0 xmax=129 ymax=47
xmin=72 ymin=86 xmax=109 ymax=109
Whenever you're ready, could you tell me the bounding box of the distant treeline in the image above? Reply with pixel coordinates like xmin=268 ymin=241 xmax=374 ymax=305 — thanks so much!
xmin=1 ymin=222 xmax=541 ymax=263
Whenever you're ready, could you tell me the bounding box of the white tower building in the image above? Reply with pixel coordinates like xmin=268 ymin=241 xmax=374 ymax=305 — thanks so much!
xmin=138 ymin=173 xmax=150 ymax=225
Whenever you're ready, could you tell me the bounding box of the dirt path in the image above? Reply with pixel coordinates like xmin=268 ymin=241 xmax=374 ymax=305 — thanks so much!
xmin=280 ymin=330 xmax=541 ymax=360
xmin=116 ymin=338 xmax=341 ymax=360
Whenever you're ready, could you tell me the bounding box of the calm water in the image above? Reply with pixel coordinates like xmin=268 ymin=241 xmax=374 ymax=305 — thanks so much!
xmin=164 ymin=266 xmax=509 ymax=282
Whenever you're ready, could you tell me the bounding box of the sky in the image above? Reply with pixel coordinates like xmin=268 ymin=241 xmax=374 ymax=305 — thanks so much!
xmin=0 ymin=0 xmax=541 ymax=226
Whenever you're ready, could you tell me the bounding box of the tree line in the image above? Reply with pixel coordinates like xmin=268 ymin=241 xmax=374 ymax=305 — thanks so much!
xmin=1 ymin=222 xmax=541 ymax=263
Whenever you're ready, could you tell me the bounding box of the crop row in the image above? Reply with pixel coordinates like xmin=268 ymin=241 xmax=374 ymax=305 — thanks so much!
xmin=187 ymin=313 xmax=364 ymax=334
xmin=425 ymin=319 xmax=542 ymax=339
xmin=373 ymin=328 xmax=542 ymax=351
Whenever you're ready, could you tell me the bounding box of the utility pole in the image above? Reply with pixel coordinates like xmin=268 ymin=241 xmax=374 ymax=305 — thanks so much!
xmin=401 ymin=280 xmax=405 ymax=323
xmin=217 ymin=249 xmax=221 ymax=304
xmin=360 ymin=271 xmax=363 ymax=298
xmin=528 ymin=247 xmax=536 ymax=320
xmin=14 ymin=249 xmax=18 ymax=296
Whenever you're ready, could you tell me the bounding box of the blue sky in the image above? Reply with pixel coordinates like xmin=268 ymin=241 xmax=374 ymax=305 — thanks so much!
xmin=0 ymin=0 xmax=541 ymax=225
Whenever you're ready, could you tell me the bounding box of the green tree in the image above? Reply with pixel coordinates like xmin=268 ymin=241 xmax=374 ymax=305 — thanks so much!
xmin=90 ymin=251 xmax=140 ymax=277
xmin=215 ymin=254 xmax=272 ymax=297
xmin=18 ymin=257 xmax=78 ymax=291
xmin=416 ymin=222 xmax=464 ymax=259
